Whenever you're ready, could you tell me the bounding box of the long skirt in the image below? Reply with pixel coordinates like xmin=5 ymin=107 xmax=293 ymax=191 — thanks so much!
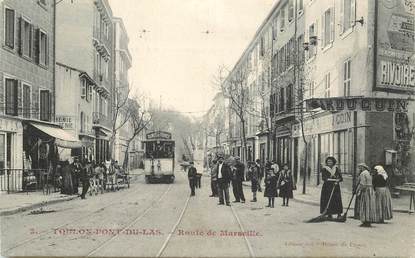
xmin=279 ymin=183 xmax=293 ymax=199
xmin=320 ymin=181 xmax=343 ymax=215
xmin=358 ymin=186 xmax=377 ymax=223
xmin=375 ymin=187 xmax=393 ymax=222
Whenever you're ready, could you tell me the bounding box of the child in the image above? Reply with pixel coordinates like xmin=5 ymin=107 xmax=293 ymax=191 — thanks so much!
xmin=264 ymin=168 xmax=278 ymax=208
xmin=278 ymin=164 xmax=293 ymax=206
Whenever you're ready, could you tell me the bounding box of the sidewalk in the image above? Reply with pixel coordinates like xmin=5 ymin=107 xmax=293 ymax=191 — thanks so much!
xmin=0 ymin=168 xmax=144 ymax=216
xmin=242 ymin=181 xmax=413 ymax=213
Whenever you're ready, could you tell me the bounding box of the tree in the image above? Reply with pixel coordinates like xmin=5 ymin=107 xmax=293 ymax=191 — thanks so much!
xmin=121 ymin=97 xmax=152 ymax=169
xmin=215 ymin=65 xmax=251 ymax=163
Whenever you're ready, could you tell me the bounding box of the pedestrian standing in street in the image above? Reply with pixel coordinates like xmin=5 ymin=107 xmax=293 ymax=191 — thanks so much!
xmin=248 ymin=161 xmax=259 ymax=202
xmin=373 ymin=165 xmax=393 ymax=223
xmin=72 ymin=158 xmax=81 ymax=195
xmin=61 ymin=160 xmax=73 ymax=195
xmin=216 ymin=155 xmax=231 ymax=206
xmin=264 ymin=168 xmax=278 ymax=208
xmin=188 ymin=161 xmax=197 ymax=196
xmin=319 ymin=156 xmax=343 ymax=219
xmin=355 ymin=163 xmax=376 ymax=227
xmin=277 ymin=164 xmax=293 ymax=206
xmin=271 ymin=161 xmax=279 ymax=178
xmin=209 ymin=159 xmax=218 ymax=197
xmin=233 ymin=156 xmax=246 ymax=203
xmin=80 ymin=161 xmax=90 ymax=199
xmin=256 ymin=159 xmax=263 ymax=192
xmin=196 ymin=165 xmax=202 ymax=189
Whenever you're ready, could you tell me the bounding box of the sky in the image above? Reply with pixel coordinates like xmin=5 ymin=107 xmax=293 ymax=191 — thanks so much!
xmin=109 ymin=0 xmax=276 ymax=116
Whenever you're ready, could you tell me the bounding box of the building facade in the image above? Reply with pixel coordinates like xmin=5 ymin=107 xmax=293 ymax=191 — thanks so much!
xmin=56 ymin=0 xmax=114 ymax=164
xmin=0 ymin=0 xmax=55 ymax=174
xmin=113 ymin=17 xmax=132 ymax=166
xmin=222 ymin=0 xmax=414 ymax=191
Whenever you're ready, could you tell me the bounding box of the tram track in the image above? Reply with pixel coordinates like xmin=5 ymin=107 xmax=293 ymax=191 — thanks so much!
xmin=2 ymin=175 xmax=167 ymax=254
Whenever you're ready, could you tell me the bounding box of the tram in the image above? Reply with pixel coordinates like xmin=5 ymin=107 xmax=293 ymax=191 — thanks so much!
xmin=143 ymin=131 xmax=175 ymax=183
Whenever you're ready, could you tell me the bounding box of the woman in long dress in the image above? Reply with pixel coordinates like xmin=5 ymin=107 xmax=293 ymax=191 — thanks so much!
xmin=356 ymin=163 xmax=376 ymax=227
xmin=373 ymin=165 xmax=393 ymax=223
xmin=61 ymin=161 xmax=73 ymax=195
xmin=320 ymin=156 xmax=343 ymax=219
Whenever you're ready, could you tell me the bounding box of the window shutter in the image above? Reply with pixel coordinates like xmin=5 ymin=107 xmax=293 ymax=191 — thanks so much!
xmin=33 ymin=28 xmax=40 ymax=64
xmin=45 ymin=33 xmax=49 ymax=66
xmin=330 ymin=7 xmax=335 ymax=43
xmin=17 ymin=81 xmax=22 ymax=116
xmin=30 ymin=24 xmax=34 ymax=58
xmin=340 ymin=0 xmax=344 ymax=34
xmin=320 ymin=15 xmax=325 ymax=48
xmin=351 ymin=0 xmax=356 ymax=27
xmin=18 ymin=17 xmax=23 ymax=55
xmin=5 ymin=9 xmax=15 ymax=48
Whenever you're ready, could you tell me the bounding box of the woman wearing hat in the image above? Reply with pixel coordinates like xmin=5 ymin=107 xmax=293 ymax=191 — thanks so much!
xmin=373 ymin=165 xmax=393 ymax=223
xmin=320 ymin=156 xmax=343 ymax=219
xmin=356 ymin=163 xmax=376 ymax=227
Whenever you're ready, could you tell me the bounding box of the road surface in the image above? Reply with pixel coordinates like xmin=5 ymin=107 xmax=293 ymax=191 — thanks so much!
xmin=1 ymin=165 xmax=414 ymax=257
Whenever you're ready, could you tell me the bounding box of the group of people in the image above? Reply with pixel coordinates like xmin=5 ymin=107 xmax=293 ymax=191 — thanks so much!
xmin=319 ymin=156 xmax=393 ymax=227
xmin=57 ymin=158 xmax=125 ymax=199
xmin=188 ymin=154 xmax=294 ymax=208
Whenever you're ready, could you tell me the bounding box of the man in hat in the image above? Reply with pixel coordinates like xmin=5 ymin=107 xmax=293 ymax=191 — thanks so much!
xmin=209 ymin=159 xmax=218 ymax=197
xmin=216 ymin=155 xmax=231 ymax=206
xmin=232 ymin=156 xmax=246 ymax=203
xmin=188 ymin=161 xmax=197 ymax=196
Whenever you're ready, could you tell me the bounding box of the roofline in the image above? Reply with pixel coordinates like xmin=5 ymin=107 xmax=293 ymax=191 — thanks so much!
xmin=226 ymin=0 xmax=286 ymax=80
xmin=113 ymin=17 xmax=130 ymax=43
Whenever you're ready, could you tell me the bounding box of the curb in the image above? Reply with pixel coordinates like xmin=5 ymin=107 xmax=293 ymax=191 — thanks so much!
xmin=0 ymin=195 xmax=78 ymax=216
xmin=0 ymin=174 xmax=144 ymax=217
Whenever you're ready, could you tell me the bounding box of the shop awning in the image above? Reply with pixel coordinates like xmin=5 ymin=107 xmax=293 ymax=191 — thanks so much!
xmin=30 ymin=123 xmax=82 ymax=149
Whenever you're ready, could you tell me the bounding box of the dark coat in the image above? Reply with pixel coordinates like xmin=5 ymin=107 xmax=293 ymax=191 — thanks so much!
xmin=278 ymin=170 xmax=293 ymax=198
xmin=264 ymin=174 xmax=278 ymax=197
xmin=320 ymin=166 xmax=343 ymax=215
xmin=235 ymin=161 xmax=245 ymax=181
xmin=216 ymin=162 xmax=231 ymax=183
xmin=188 ymin=166 xmax=197 ymax=180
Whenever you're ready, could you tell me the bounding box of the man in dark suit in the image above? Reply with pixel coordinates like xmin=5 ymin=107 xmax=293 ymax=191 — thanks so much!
xmin=232 ymin=156 xmax=246 ymax=203
xmin=187 ymin=161 xmax=197 ymax=196
xmin=216 ymin=155 xmax=231 ymax=206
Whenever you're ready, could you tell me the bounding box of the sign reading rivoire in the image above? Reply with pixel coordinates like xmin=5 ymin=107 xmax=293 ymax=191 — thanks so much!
xmin=306 ymin=97 xmax=410 ymax=112
xmin=376 ymin=0 xmax=415 ymax=91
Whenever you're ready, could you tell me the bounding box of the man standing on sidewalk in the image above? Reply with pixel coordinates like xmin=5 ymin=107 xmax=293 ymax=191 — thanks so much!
xmin=209 ymin=159 xmax=218 ymax=197
xmin=256 ymin=159 xmax=263 ymax=192
xmin=188 ymin=161 xmax=197 ymax=196
xmin=232 ymin=156 xmax=245 ymax=203
xmin=79 ymin=161 xmax=90 ymax=199
xmin=217 ymin=155 xmax=231 ymax=206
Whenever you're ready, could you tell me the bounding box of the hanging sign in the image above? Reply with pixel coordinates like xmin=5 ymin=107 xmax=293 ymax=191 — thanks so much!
xmin=146 ymin=131 xmax=172 ymax=140
xmin=306 ymin=97 xmax=411 ymax=112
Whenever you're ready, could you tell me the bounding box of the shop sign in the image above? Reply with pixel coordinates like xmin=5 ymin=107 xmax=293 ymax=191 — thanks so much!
xmin=146 ymin=131 xmax=172 ymax=140
xmin=376 ymin=0 xmax=415 ymax=91
xmin=55 ymin=116 xmax=74 ymax=130
xmin=292 ymin=111 xmax=354 ymax=137
xmin=0 ymin=118 xmax=22 ymax=132
xmin=306 ymin=97 xmax=410 ymax=112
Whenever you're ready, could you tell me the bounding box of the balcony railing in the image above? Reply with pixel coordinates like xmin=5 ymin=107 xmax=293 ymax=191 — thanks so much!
xmin=92 ymin=112 xmax=112 ymax=129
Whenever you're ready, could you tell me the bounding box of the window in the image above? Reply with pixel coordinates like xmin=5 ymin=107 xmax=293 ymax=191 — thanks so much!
xmin=88 ymin=83 xmax=93 ymax=101
xmin=343 ymin=59 xmax=351 ymax=96
xmin=341 ymin=0 xmax=356 ymax=33
xmin=20 ymin=18 xmax=33 ymax=58
xmin=0 ymin=134 xmax=5 ymax=169
xmin=286 ymin=84 xmax=293 ymax=111
xmin=4 ymin=8 xmax=15 ymax=49
xmin=280 ymin=7 xmax=285 ymax=31
xmin=80 ymin=112 xmax=85 ymax=133
xmin=40 ymin=90 xmax=51 ymax=121
xmin=39 ymin=31 xmax=47 ymax=66
xmin=81 ymin=78 xmax=87 ymax=98
xmin=321 ymin=8 xmax=334 ymax=47
xmin=308 ymin=23 xmax=316 ymax=57
xmin=324 ymin=73 xmax=331 ymax=98
xmin=5 ymin=78 xmax=18 ymax=116
xmin=309 ymin=80 xmax=315 ymax=98
xmin=23 ymin=84 xmax=31 ymax=118
xmin=279 ymin=87 xmax=285 ymax=112
xmin=334 ymin=130 xmax=350 ymax=174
